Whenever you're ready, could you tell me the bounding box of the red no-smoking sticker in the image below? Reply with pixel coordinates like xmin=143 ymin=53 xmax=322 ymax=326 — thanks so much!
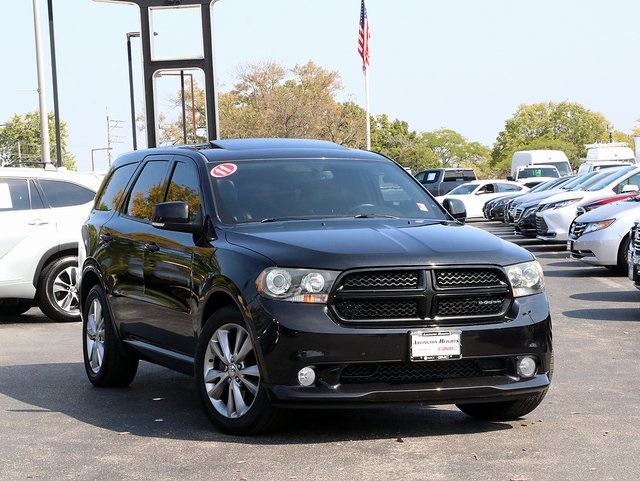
xmin=211 ymin=163 xmax=238 ymax=178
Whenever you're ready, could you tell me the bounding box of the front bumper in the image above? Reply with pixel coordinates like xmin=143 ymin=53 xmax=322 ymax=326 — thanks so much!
xmin=536 ymin=207 xmax=575 ymax=242
xmin=250 ymin=293 xmax=552 ymax=406
xmin=568 ymin=231 xmax=622 ymax=267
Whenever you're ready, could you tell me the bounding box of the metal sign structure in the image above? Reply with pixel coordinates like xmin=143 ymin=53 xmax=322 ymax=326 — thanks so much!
xmin=96 ymin=0 xmax=219 ymax=148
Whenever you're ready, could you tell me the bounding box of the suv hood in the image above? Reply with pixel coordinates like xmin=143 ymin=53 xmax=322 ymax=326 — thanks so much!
xmin=224 ymin=219 xmax=532 ymax=269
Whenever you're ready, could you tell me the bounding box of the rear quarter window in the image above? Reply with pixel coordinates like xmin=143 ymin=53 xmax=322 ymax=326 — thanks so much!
xmin=94 ymin=163 xmax=138 ymax=212
xmin=39 ymin=179 xmax=96 ymax=207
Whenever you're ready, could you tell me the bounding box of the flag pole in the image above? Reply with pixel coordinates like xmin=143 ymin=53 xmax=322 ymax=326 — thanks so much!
xmin=358 ymin=0 xmax=371 ymax=150
xmin=365 ymin=69 xmax=371 ymax=150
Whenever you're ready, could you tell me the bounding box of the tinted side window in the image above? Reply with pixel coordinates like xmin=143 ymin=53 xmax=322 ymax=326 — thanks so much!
xmin=95 ymin=163 xmax=137 ymax=212
xmin=0 ymin=178 xmax=30 ymax=211
xmin=616 ymin=172 xmax=640 ymax=194
xmin=39 ymin=180 xmax=95 ymax=207
xmin=125 ymin=160 xmax=170 ymax=220
xmin=167 ymin=161 xmax=201 ymax=222
xmin=29 ymin=180 xmax=45 ymax=209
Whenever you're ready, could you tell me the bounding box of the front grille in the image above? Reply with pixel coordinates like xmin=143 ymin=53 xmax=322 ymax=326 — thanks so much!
xmin=340 ymin=360 xmax=487 ymax=384
xmin=437 ymin=296 xmax=506 ymax=316
xmin=341 ymin=271 xmax=420 ymax=289
xmin=513 ymin=208 xmax=524 ymax=222
xmin=330 ymin=267 xmax=511 ymax=327
xmin=536 ymin=216 xmax=549 ymax=235
xmin=435 ymin=270 xmax=502 ymax=288
xmin=632 ymin=223 xmax=640 ymax=257
xmin=570 ymin=221 xmax=587 ymax=239
xmin=337 ymin=299 xmax=419 ymax=320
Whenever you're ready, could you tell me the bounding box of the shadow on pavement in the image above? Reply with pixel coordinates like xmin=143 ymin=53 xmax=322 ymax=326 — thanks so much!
xmin=0 ymin=361 xmax=512 ymax=444
xmin=562 ymin=307 xmax=640 ymax=322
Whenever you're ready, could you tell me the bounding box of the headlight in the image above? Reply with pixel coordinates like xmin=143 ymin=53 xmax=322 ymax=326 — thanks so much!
xmin=583 ymin=219 xmax=615 ymax=235
xmin=506 ymin=261 xmax=545 ymax=297
xmin=540 ymin=198 xmax=582 ymax=211
xmin=256 ymin=267 xmax=339 ymax=303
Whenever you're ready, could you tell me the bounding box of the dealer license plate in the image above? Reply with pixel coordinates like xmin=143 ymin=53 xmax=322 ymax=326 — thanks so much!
xmin=410 ymin=330 xmax=462 ymax=361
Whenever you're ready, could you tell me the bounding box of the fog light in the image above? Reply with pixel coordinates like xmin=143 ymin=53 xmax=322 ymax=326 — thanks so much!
xmin=297 ymin=367 xmax=316 ymax=387
xmin=517 ymin=356 xmax=537 ymax=378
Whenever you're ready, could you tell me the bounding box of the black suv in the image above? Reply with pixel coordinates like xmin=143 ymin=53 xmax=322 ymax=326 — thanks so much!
xmin=79 ymin=139 xmax=552 ymax=435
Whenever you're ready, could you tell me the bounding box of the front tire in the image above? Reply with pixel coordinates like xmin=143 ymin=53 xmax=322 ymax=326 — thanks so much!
xmin=82 ymin=285 xmax=138 ymax=387
xmin=617 ymin=236 xmax=631 ymax=273
xmin=36 ymin=256 xmax=81 ymax=322
xmin=456 ymin=391 xmax=547 ymax=421
xmin=195 ymin=306 xmax=278 ymax=435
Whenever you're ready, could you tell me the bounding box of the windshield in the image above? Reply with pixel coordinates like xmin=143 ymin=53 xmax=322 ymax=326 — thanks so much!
xmin=587 ymin=166 xmax=638 ymax=192
xmin=447 ymin=183 xmax=479 ymax=195
xmin=544 ymin=161 xmax=572 ymax=176
xmin=564 ymin=170 xmax=614 ymax=190
xmin=210 ymin=158 xmax=449 ymax=224
xmin=517 ymin=167 xmax=559 ymax=179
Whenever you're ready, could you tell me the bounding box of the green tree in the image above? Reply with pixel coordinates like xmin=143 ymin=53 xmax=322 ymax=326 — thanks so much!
xmin=492 ymin=101 xmax=610 ymax=173
xmin=158 ymin=61 xmax=494 ymax=176
xmin=370 ymin=114 xmax=436 ymax=172
xmin=0 ymin=111 xmax=76 ymax=169
xmin=422 ymin=129 xmax=491 ymax=170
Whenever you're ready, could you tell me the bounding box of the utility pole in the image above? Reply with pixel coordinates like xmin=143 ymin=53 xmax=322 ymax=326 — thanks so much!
xmin=106 ymin=112 xmax=124 ymax=166
xmin=32 ymin=0 xmax=51 ymax=165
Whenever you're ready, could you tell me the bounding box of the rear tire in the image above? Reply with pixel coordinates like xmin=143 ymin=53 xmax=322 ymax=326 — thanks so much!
xmin=456 ymin=391 xmax=547 ymax=421
xmin=82 ymin=284 xmax=138 ymax=387
xmin=195 ymin=306 xmax=279 ymax=435
xmin=36 ymin=256 xmax=81 ymax=322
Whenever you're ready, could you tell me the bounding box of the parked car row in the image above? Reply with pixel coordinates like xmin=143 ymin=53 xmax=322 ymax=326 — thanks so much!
xmin=476 ymin=164 xmax=640 ymax=285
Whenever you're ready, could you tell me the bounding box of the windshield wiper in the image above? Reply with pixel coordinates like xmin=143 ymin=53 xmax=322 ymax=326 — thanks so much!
xmin=260 ymin=216 xmax=312 ymax=223
xmin=353 ymin=213 xmax=400 ymax=219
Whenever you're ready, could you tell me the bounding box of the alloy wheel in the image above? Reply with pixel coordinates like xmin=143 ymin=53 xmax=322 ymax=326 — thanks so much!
xmin=85 ymin=297 xmax=105 ymax=374
xmin=52 ymin=265 xmax=79 ymax=314
xmin=202 ymin=323 xmax=260 ymax=419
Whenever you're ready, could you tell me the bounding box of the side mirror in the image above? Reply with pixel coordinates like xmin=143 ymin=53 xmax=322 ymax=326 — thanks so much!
xmin=152 ymin=201 xmax=201 ymax=233
xmin=507 ymin=176 xmax=514 ymax=181
xmin=622 ymin=184 xmax=639 ymax=193
xmin=442 ymin=198 xmax=466 ymax=223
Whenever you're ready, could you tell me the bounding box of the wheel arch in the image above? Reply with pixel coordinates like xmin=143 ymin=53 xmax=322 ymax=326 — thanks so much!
xmin=79 ymin=262 xmax=109 ymax=319
xmin=200 ymin=289 xmax=244 ymax=332
xmin=31 ymin=243 xmax=77 ymax=289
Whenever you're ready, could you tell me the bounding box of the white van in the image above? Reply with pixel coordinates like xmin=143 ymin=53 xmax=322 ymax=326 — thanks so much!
xmin=577 ymin=160 xmax=632 ymax=174
xmin=510 ymin=150 xmax=572 ymax=178
xmin=583 ymin=142 xmax=636 ymax=163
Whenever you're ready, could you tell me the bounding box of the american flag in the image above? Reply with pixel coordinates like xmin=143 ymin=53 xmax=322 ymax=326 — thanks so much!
xmin=358 ymin=0 xmax=370 ymax=72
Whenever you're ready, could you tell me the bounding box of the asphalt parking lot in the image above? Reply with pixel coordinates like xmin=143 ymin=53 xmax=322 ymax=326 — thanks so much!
xmin=1 ymin=220 xmax=640 ymax=481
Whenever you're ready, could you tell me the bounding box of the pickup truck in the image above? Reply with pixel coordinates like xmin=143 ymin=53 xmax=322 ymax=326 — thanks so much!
xmin=415 ymin=168 xmax=477 ymax=196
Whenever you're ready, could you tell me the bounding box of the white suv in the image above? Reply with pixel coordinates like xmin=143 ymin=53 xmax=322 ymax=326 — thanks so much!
xmin=0 ymin=167 xmax=102 ymax=321
xmin=536 ymin=165 xmax=640 ymax=242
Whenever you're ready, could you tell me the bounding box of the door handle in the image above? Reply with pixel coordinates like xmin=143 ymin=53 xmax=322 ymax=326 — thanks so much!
xmin=145 ymin=242 xmax=160 ymax=252
xmin=27 ymin=219 xmax=49 ymax=226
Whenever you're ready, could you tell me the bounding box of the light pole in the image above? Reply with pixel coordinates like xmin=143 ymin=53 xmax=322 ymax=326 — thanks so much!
xmin=127 ymin=32 xmax=140 ymax=150
xmin=157 ymin=71 xmax=197 ymax=144
xmin=127 ymin=31 xmax=158 ymax=150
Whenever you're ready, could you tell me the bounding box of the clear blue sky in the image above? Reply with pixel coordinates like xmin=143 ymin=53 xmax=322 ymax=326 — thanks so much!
xmin=1 ymin=0 xmax=639 ymax=172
